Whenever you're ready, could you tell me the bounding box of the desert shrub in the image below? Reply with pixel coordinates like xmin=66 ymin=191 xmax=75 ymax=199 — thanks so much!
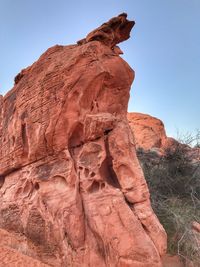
xmin=137 ymin=132 xmax=200 ymax=264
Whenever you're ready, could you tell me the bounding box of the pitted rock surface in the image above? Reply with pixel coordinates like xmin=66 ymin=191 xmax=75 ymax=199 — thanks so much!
xmin=0 ymin=14 xmax=166 ymax=266
xmin=128 ymin=112 xmax=168 ymax=151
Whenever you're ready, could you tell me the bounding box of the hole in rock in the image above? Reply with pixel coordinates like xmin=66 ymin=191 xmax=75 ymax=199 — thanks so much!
xmin=68 ymin=122 xmax=84 ymax=148
xmin=35 ymin=182 xmax=40 ymax=190
xmin=101 ymin=182 xmax=106 ymax=189
xmin=88 ymin=181 xmax=99 ymax=193
xmin=12 ymin=136 xmax=15 ymax=146
xmin=0 ymin=175 xmax=5 ymax=189
xmin=100 ymin=157 xmax=121 ymax=189
xmin=21 ymin=124 xmax=26 ymax=143
xmin=20 ymin=111 xmax=27 ymax=120
xmin=104 ymin=129 xmax=112 ymax=135
xmin=100 ymin=137 xmax=121 ymax=189
xmin=90 ymin=172 xmax=95 ymax=177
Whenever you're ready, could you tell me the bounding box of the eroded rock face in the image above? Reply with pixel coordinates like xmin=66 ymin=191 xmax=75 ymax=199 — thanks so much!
xmin=128 ymin=112 xmax=168 ymax=151
xmin=128 ymin=112 xmax=179 ymax=156
xmin=0 ymin=14 xmax=166 ymax=266
xmin=128 ymin=112 xmax=200 ymax=162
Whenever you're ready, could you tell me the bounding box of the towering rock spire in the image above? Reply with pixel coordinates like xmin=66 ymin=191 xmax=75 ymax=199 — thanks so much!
xmin=0 ymin=14 xmax=166 ymax=266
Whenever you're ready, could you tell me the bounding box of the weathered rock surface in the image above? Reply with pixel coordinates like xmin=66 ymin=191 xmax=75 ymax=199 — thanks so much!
xmin=128 ymin=112 xmax=178 ymax=154
xmin=0 ymin=14 xmax=166 ymax=266
xmin=128 ymin=113 xmax=200 ymax=164
xmin=128 ymin=112 xmax=168 ymax=151
xmin=162 ymin=255 xmax=184 ymax=267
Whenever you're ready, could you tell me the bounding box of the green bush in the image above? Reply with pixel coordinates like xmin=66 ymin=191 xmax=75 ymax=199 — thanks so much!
xmin=137 ymin=135 xmax=200 ymax=264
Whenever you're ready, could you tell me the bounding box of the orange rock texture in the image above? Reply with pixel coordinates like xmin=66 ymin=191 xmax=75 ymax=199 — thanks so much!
xmin=128 ymin=112 xmax=168 ymax=151
xmin=128 ymin=112 xmax=178 ymax=154
xmin=0 ymin=14 xmax=166 ymax=266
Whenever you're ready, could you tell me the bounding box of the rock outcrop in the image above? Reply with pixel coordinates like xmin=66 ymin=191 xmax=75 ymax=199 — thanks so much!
xmin=128 ymin=112 xmax=178 ymax=154
xmin=129 ymin=112 xmax=200 ymax=162
xmin=128 ymin=112 xmax=167 ymax=151
xmin=0 ymin=14 xmax=166 ymax=266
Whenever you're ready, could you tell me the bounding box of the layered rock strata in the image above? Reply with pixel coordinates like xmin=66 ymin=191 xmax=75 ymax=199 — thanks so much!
xmin=0 ymin=14 xmax=166 ymax=266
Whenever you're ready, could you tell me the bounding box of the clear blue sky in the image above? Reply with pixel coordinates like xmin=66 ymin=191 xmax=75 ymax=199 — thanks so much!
xmin=0 ymin=0 xmax=199 ymax=137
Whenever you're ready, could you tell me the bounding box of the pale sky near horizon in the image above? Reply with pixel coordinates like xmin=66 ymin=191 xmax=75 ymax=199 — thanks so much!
xmin=0 ymin=0 xmax=199 ymax=138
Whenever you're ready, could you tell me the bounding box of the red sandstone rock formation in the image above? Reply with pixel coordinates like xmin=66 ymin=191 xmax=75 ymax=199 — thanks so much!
xmin=128 ymin=112 xmax=177 ymax=153
xmin=0 ymin=14 xmax=166 ymax=266
xmin=128 ymin=112 xmax=167 ymax=151
xmin=162 ymin=255 xmax=184 ymax=267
